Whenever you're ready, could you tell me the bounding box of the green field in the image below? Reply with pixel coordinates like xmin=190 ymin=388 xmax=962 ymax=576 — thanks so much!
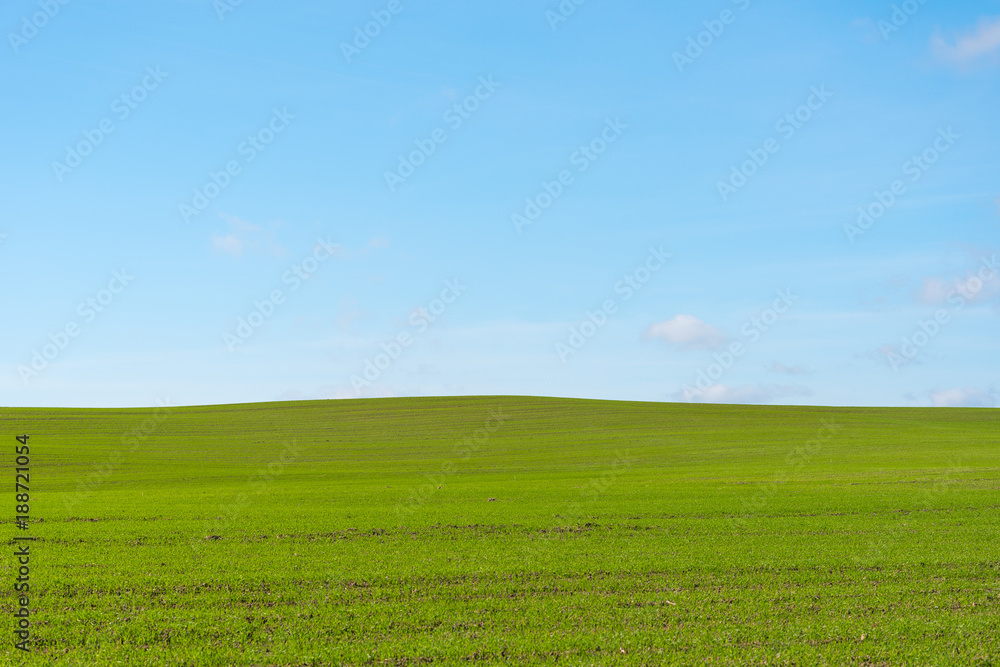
xmin=2 ymin=396 xmax=999 ymax=665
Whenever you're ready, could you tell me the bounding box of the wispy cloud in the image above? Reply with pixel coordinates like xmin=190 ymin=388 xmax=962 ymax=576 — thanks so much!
xmin=932 ymin=16 xmax=1000 ymax=67
xmin=915 ymin=273 xmax=999 ymax=307
xmin=211 ymin=232 xmax=245 ymax=256
xmin=770 ymin=362 xmax=809 ymax=375
xmin=850 ymin=18 xmax=880 ymax=44
xmin=644 ymin=314 xmax=727 ymax=351
xmin=335 ymin=297 xmax=373 ymax=333
xmin=676 ymin=383 xmax=812 ymax=404
xmin=930 ymin=387 xmax=995 ymax=408
xmin=210 ymin=214 xmax=288 ymax=258
xmin=916 ymin=278 xmax=952 ymax=306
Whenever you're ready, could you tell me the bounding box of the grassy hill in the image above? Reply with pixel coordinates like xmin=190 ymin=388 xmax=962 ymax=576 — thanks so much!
xmin=3 ymin=396 xmax=999 ymax=664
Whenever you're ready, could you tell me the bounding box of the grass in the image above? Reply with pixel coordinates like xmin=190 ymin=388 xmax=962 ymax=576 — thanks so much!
xmin=2 ymin=395 xmax=999 ymax=665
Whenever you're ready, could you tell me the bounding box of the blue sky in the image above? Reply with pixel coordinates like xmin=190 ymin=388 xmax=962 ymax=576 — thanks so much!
xmin=3 ymin=0 xmax=998 ymax=408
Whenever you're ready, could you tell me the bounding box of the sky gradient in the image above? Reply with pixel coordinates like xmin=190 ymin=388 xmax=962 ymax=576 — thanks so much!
xmin=3 ymin=0 xmax=999 ymax=408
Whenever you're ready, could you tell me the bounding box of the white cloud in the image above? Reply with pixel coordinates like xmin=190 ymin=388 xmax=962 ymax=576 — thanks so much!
xmin=770 ymin=362 xmax=809 ymax=375
xmin=211 ymin=214 xmax=288 ymax=258
xmin=870 ymin=342 xmax=927 ymax=370
xmin=644 ymin=315 xmax=726 ymax=350
xmin=929 ymin=387 xmax=995 ymax=408
xmin=917 ymin=277 xmax=952 ymax=306
xmin=932 ymin=16 xmax=1000 ymax=67
xmin=211 ymin=232 xmax=244 ymax=256
xmin=916 ymin=274 xmax=1000 ymax=306
xmin=916 ymin=254 xmax=1000 ymax=306
xmin=676 ymin=383 xmax=811 ymax=404
xmin=224 ymin=214 xmax=261 ymax=233
xmin=955 ymin=274 xmax=1000 ymax=302
xmin=358 ymin=237 xmax=391 ymax=257
xmin=851 ymin=18 xmax=880 ymax=44
xmin=876 ymin=343 xmax=895 ymax=355
xmin=335 ymin=297 xmax=373 ymax=333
